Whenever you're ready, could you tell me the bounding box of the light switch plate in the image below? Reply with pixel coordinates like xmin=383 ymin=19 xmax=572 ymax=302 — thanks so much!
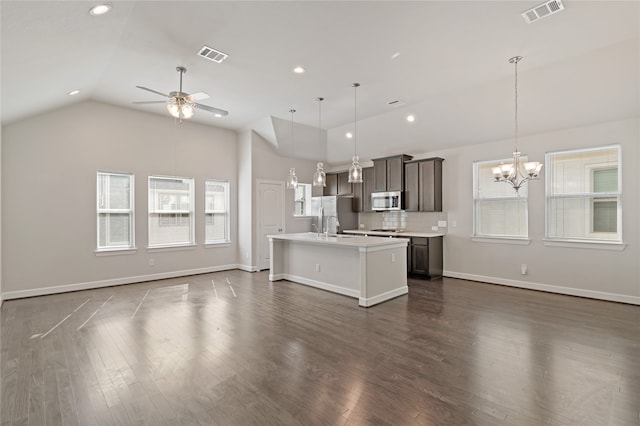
xmin=438 ymin=220 xmax=447 ymax=227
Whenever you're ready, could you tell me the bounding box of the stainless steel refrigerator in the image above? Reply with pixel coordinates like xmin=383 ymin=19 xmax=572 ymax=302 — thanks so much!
xmin=310 ymin=196 xmax=358 ymax=235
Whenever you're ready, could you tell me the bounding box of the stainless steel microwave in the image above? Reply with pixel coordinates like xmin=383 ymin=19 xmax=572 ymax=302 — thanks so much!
xmin=371 ymin=191 xmax=402 ymax=211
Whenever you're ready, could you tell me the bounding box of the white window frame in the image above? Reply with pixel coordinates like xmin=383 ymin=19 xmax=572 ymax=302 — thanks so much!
xmin=148 ymin=175 xmax=195 ymax=249
xmin=473 ymin=157 xmax=529 ymax=241
xmin=96 ymin=171 xmax=135 ymax=252
xmin=205 ymin=179 xmax=230 ymax=245
xmin=545 ymin=145 xmax=622 ymax=245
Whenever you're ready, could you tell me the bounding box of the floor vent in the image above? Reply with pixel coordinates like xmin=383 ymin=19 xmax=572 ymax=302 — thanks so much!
xmin=521 ymin=0 xmax=564 ymax=23
xmin=197 ymin=45 xmax=228 ymax=63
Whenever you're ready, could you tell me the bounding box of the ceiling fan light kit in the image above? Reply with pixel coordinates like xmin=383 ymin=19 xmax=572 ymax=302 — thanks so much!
xmin=134 ymin=66 xmax=228 ymax=122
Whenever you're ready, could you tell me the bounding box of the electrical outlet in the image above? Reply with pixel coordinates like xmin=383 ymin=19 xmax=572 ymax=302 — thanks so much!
xmin=315 ymin=263 xmax=321 ymax=272
xmin=431 ymin=226 xmax=438 ymax=231
xmin=438 ymin=220 xmax=447 ymax=227
xmin=521 ymin=264 xmax=528 ymax=275
xmin=391 ymin=253 xmax=396 ymax=263
xmin=149 ymin=258 xmax=155 ymax=266
xmin=359 ymin=223 xmax=365 ymax=229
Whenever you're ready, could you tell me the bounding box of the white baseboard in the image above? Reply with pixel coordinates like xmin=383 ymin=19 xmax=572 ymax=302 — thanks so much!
xmin=359 ymin=286 xmax=408 ymax=308
xmin=444 ymin=270 xmax=640 ymax=306
xmin=237 ymin=264 xmax=259 ymax=272
xmin=2 ymin=264 xmax=239 ymax=300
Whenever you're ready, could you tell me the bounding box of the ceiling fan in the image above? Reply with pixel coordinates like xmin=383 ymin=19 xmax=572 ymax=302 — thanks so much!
xmin=133 ymin=66 xmax=229 ymax=121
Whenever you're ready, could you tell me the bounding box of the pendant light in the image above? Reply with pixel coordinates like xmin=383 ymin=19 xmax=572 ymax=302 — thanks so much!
xmin=286 ymin=109 xmax=298 ymax=189
xmin=492 ymin=56 xmax=543 ymax=193
xmin=348 ymin=83 xmax=363 ymax=183
xmin=313 ymin=97 xmax=327 ymax=187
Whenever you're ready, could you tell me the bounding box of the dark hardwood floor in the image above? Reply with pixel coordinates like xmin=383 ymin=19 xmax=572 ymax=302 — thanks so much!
xmin=1 ymin=271 xmax=639 ymax=425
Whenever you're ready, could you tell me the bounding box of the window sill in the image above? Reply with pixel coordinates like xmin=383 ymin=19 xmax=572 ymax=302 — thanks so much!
xmin=95 ymin=248 xmax=138 ymax=256
xmin=472 ymin=236 xmax=532 ymax=246
xmin=147 ymin=244 xmax=197 ymax=252
xmin=543 ymin=239 xmax=626 ymax=251
xmin=204 ymin=241 xmax=231 ymax=248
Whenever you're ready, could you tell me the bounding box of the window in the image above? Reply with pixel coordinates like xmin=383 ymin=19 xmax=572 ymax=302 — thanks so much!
xmin=546 ymin=145 xmax=621 ymax=242
xmin=148 ymin=176 xmax=194 ymax=248
xmin=473 ymin=158 xmax=528 ymax=239
xmin=205 ymin=180 xmax=230 ymax=244
xmin=97 ymin=171 xmax=134 ymax=250
xmin=293 ymin=183 xmax=312 ymax=217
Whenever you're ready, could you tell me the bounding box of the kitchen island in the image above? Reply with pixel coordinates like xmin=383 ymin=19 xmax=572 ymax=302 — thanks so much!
xmin=269 ymin=233 xmax=408 ymax=307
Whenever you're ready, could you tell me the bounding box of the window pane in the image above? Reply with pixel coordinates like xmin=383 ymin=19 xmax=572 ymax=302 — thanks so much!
xmin=593 ymin=200 xmax=617 ymax=233
xmin=99 ymin=213 xmax=130 ymax=247
xmin=149 ymin=213 xmax=192 ymax=246
xmin=593 ymin=168 xmax=617 ymax=193
xmin=475 ymin=198 xmax=527 ymax=237
xmin=206 ymin=213 xmax=226 ymax=241
xmin=548 ymin=147 xmax=618 ymax=195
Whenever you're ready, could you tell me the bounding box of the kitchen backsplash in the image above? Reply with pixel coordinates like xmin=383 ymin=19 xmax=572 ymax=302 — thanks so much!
xmin=358 ymin=211 xmax=449 ymax=233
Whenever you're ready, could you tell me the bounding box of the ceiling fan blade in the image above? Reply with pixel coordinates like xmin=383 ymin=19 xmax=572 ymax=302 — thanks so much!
xmin=194 ymin=103 xmax=229 ymax=116
xmin=132 ymin=101 xmax=167 ymax=104
xmin=185 ymin=91 xmax=210 ymax=102
xmin=136 ymin=86 xmax=168 ymax=98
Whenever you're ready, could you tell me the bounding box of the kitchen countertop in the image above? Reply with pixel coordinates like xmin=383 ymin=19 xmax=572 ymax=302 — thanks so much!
xmin=343 ymin=229 xmax=445 ymax=238
xmin=268 ymin=232 xmax=409 ymax=248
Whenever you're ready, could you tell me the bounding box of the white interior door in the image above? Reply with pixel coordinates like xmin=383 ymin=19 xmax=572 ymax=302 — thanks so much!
xmin=258 ymin=180 xmax=285 ymax=271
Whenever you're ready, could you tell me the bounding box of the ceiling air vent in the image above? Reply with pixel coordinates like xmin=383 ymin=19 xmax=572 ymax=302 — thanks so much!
xmin=197 ymin=45 xmax=228 ymax=63
xmin=388 ymin=99 xmax=406 ymax=107
xmin=521 ymin=0 xmax=564 ymax=24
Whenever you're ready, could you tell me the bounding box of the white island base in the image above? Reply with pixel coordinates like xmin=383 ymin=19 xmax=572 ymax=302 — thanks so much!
xmin=269 ymin=233 xmax=408 ymax=307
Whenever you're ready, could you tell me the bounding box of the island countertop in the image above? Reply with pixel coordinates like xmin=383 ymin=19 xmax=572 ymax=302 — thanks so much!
xmin=268 ymin=232 xmax=409 ymax=248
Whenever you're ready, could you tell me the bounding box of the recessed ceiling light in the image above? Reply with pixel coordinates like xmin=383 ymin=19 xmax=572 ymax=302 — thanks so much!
xmin=346 ymin=132 xmax=353 ymax=139
xmin=406 ymin=115 xmax=415 ymax=122
xmin=293 ymin=66 xmax=305 ymax=74
xmin=67 ymin=90 xmax=80 ymax=96
xmin=89 ymin=4 xmax=111 ymax=16
xmin=214 ymin=113 xmax=223 ymax=118
xmin=391 ymin=52 xmax=401 ymax=60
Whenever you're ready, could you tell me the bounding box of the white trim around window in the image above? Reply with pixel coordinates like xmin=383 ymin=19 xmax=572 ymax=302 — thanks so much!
xmin=205 ymin=179 xmax=230 ymax=245
xmin=545 ymin=145 xmax=622 ymax=245
xmin=96 ymin=171 xmax=135 ymax=252
xmin=148 ymin=175 xmax=195 ymax=249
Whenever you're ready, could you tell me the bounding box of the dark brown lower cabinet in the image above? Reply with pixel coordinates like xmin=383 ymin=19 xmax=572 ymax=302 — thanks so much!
xmin=408 ymin=236 xmax=443 ymax=279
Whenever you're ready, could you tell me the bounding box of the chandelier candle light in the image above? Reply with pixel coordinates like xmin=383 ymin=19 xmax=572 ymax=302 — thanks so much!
xmin=286 ymin=109 xmax=298 ymax=189
xmin=348 ymin=83 xmax=363 ymax=183
xmin=492 ymin=56 xmax=543 ymax=193
xmin=313 ymin=97 xmax=327 ymax=187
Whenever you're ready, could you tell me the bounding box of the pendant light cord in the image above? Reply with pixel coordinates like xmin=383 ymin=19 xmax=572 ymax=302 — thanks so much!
xmin=514 ymin=58 xmax=518 ymax=153
xmin=290 ymin=109 xmax=295 ymax=155
xmin=353 ymin=83 xmax=359 ymax=157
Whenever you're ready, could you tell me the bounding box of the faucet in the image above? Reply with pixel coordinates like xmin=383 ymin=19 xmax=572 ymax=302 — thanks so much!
xmin=325 ymin=216 xmax=340 ymax=236
xmin=311 ymin=223 xmax=320 ymax=235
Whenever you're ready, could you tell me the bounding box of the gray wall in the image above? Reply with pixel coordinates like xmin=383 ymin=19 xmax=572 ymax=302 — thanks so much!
xmin=424 ymin=117 xmax=640 ymax=304
xmin=2 ymin=101 xmax=238 ymax=298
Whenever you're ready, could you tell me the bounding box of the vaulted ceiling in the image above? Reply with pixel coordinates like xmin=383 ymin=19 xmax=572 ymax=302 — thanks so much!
xmin=2 ymin=1 xmax=638 ymax=163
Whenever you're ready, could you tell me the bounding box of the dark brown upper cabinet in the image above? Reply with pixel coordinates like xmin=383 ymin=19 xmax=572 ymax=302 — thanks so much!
xmin=404 ymin=157 xmax=444 ymax=212
xmin=372 ymin=154 xmax=413 ymax=192
xmin=323 ymin=173 xmax=338 ymax=196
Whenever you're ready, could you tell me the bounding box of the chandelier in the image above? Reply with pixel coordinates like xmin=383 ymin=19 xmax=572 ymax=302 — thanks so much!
xmin=492 ymin=56 xmax=543 ymax=193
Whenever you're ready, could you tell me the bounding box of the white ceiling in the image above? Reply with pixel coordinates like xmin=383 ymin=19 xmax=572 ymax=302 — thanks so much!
xmin=1 ymin=1 xmax=639 ymax=164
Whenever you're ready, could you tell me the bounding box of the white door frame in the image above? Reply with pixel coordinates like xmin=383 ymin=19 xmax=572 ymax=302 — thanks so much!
xmin=256 ymin=179 xmax=286 ymax=271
